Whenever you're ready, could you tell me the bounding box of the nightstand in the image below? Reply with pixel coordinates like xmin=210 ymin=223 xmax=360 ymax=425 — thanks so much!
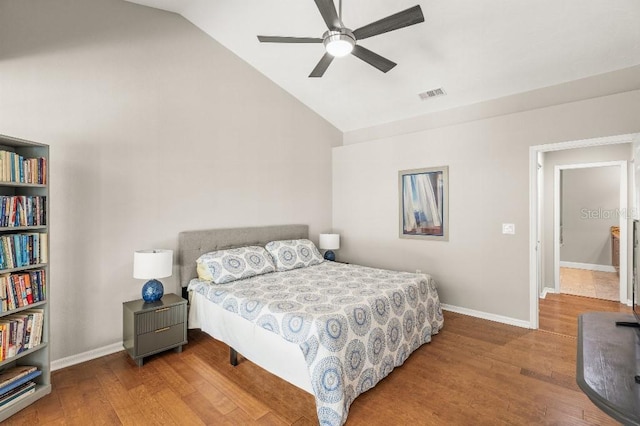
xmin=123 ymin=293 xmax=187 ymax=366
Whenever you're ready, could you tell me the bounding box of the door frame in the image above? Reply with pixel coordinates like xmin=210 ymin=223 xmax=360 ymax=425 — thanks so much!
xmin=529 ymin=133 xmax=639 ymax=329
xmin=553 ymin=161 xmax=627 ymax=300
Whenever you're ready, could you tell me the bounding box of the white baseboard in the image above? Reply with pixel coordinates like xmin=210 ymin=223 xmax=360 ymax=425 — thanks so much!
xmin=540 ymin=287 xmax=556 ymax=299
xmin=51 ymin=341 xmax=123 ymax=371
xmin=47 ymin=293 xmax=629 ymax=370
xmin=559 ymin=261 xmax=616 ymax=273
xmin=441 ymin=304 xmax=531 ymax=329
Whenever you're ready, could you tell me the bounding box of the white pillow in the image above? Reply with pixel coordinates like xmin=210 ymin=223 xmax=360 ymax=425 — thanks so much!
xmin=196 ymin=246 xmax=276 ymax=284
xmin=265 ymin=239 xmax=324 ymax=272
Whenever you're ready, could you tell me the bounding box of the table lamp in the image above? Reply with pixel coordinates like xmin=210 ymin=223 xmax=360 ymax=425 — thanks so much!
xmin=134 ymin=249 xmax=173 ymax=303
xmin=319 ymin=233 xmax=340 ymax=261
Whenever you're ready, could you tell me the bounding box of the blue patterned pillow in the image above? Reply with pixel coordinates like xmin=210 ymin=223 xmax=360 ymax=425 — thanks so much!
xmin=265 ymin=239 xmax=324 ymax=272
xmin=196 ymin=246 xmax=276 ymax=284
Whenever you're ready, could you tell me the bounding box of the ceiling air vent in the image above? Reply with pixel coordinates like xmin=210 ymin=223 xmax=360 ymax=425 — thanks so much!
xmin=418 ymin=87 xmax=446 ymax=100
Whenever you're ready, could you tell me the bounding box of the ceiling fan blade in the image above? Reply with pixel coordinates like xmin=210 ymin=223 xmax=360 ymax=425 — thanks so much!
xmin=351 ymin=45 xmax=396 ymax=73
xmin=314 ymin=0 xmax=342 ymax=30
xmin=309 ymin=53 xmax=335 ymax=78
xmin=257 ymin=36 xmax=323 ymax=43
xmin=353 ymin=5 xmax=424 ymax=40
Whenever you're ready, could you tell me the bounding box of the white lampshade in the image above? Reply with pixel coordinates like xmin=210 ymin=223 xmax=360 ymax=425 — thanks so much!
xmin=319 ymin=234 xmax=340 ymax=250
xmin=133 ymin=249 xmax=173 ymax=280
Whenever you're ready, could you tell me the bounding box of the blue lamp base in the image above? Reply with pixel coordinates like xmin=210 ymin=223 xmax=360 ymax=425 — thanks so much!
xmin=142 ymin=279 xmax=164 ymax=303
xmin=323 ymin=250 xmax=335 ymax=261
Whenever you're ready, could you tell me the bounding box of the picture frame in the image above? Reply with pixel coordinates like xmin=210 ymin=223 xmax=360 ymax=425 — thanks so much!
xmin=399 ymin=166 xmax=449 ymax=241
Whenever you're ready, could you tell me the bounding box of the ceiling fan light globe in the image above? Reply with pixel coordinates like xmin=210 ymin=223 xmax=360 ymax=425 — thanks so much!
xmin=324 ymin=33 xmax=355 ymax=57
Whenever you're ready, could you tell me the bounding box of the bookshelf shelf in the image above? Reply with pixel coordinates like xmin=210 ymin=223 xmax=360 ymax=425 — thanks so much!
xmin=0 ymin=263 xmax=47 ymax=275
xmin=0 ymin=384 xmax=51 ymax=419
xmin=0 ymin=134 xmax=49 ymax=422
xmin=0 ymin=343 xmax=48 ymax=369
xmin=0 ymin=183 xmax=45 ymax=189
xmin=0 ymin=300 xmax=47 ymax=317
xmin=0 ymin=226 xmax=47 ymax=232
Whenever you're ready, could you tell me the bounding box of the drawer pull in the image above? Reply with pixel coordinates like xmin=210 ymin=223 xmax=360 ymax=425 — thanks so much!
xmin=155 ymin=327 xmax=171 ymax=333
xmin=155 ymin=307 xmax=170 ymax=313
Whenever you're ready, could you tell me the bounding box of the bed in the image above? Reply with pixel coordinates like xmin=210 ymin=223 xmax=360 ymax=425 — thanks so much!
xmin=179 ymin=225 xmax=444 ymax=426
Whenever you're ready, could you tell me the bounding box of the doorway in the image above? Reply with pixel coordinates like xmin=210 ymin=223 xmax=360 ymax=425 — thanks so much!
xmin=554 ymin=162 xmax=625 ymax=302
xmin=528 ymin=133 xmax=639 ymax=329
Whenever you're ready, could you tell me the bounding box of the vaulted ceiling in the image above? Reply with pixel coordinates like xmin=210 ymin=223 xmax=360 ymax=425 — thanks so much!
xmin=127 ymin=0 xmax=640 ymax=132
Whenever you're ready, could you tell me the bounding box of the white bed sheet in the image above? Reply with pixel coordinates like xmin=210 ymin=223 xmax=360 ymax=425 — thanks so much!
xmin=189 ymin=290 xmax=314 ymax=394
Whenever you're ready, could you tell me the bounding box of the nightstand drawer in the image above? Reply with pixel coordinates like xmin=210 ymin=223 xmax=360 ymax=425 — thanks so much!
xmin=137 ymin=323 xmax=186 ymax=356
xmin=123 ymin=294 xmax=188 ymax=366
xmin=136 ymin=304 xmax=186 ymax=335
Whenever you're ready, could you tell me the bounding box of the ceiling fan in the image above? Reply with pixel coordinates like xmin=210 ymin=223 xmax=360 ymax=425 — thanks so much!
xmin=257 ymin=0 xmax=425 ymax=77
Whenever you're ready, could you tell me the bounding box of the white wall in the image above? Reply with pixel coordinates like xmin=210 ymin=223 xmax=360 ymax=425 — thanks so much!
xmin=334 ymin=90 xmax=640 ymax=323
xmin=633 ymin=141 xmax=640 ymax=219
xmin=561 ymin=166 xmax=620 ymax=265
xmin=0 ymin=0 xmax=341 ymax=361
xmin=542 ymin=144 xmax=631 ymax=289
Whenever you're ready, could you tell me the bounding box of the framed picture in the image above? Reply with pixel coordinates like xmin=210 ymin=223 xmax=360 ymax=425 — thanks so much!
xmin=399 ymin=166 xmax=449 ymax=241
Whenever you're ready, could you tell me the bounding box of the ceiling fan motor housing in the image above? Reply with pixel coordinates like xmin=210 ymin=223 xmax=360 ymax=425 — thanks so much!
xmin=323 ymin=28 xmax=355 ymax=57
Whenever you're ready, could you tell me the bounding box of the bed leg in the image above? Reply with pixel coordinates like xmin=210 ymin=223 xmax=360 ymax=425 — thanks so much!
xmin=230 ymin=348 xmax=238 ymax=366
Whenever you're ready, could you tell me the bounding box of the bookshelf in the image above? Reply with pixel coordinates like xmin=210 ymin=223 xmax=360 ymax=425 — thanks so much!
xmin=0 ymin=134 xmax=49 ymax=421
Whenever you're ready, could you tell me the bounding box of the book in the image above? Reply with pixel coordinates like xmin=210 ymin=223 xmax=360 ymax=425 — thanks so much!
xmin=29 ymin=271 xmax=39 ymax=303
xmin=39 ymin=233 xmax=48 ymax=264
xmin=0 ymin=366 xmax=37 ymax=391
xmin=8 ymin=198 xmax=16 ymax=228
xmin=0 ymin=232 xmax=46 ymax=274
xmin=0 ymin=373 xmax=39 ymax=399
xmin=0 ymin=197 xmax=5 ymax=227
xmin=22 ymin=313 xmax=33 ymax=349
xmin=41 ymin=157 xmax=47 ymax=184
xmin=4 ymin=314 xmax=26 ymax=354
xmin=0 ymin=381 xmax=36 ymax=408
xmin=2 ymin=237 xmax=12 ymax=269
xmin=39 ymin=269 xmax=46 ymax=300
xmin=0 ymin=321 xmax=14 ymax=359
xmin=2 ymin=274 xmax=12 ymax=311
xmin=3 ymin=152 xmax=10 ymax=182
xmin=32 ymin=235 xmax=39 ymax=269
xmin=13 ymin=235 xmax=21 ymax=267
xmin=23 ymin=273 xmax=33 ymax=304
xmin=9 ymin=153 xmax=15 ymax=182
xmin=0 ymin=151 xmax=45 ymax=183
xmin=11 ymin=276 xmax=22 ymax=308
xmin=18 ymin=154 xmax=23 ymax=183
xmin=0 ymin=323 xmax=6 ymax=361
xmin=0 ymin=324 xmax=8 ymax=361
xmin=22 ymin=309 xmax=43 ymax=348
xmin=5 ymin=274 xmax=17 ymax=311
xmin=0 ymin=195 xmax=46 ymax=228
xmin=0 ymin=275 xmax=6 ymax=311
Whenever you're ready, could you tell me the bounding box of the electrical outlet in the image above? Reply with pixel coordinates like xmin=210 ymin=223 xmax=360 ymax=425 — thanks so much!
xmin=502 ymin=223 xmax=515 ymax=235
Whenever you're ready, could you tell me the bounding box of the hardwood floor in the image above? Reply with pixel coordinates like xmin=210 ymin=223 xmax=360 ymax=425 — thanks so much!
xmin=539 ymin=292 xmax=631 ymax=336
xmin=6 ymin=296 xmax=631 ymax=425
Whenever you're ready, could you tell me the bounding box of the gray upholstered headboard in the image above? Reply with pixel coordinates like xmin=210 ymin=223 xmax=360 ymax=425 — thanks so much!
xmin=177 ymin=224 xmax=309 ymax=287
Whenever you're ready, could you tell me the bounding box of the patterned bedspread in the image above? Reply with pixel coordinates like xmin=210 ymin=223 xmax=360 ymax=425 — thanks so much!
xmin=188 ymin=261 xmax=444 ymax=426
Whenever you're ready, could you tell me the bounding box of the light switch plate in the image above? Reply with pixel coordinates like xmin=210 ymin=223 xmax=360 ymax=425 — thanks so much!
xmin=502 ymin=223 xmax=515 ymax=234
